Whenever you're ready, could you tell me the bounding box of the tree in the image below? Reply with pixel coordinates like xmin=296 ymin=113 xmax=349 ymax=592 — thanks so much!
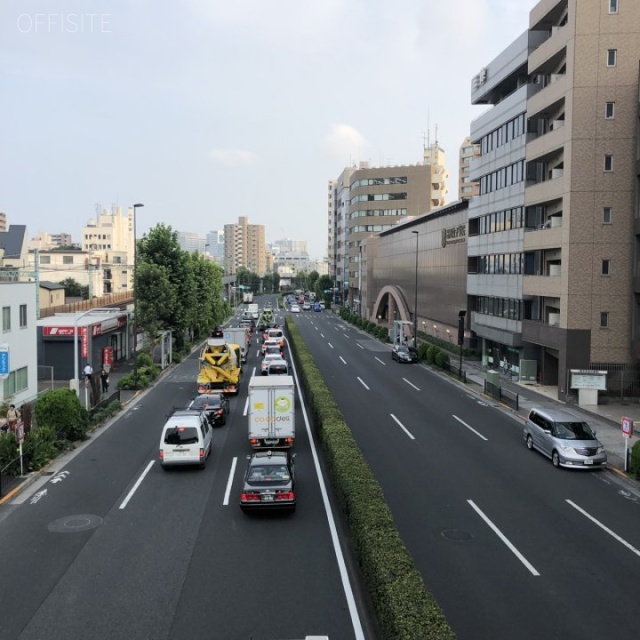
xmin=317 ymin=275 xmax=333 ymax=300
xmin=59 ymin=278 xmax=89 ymax=300
xmin=308 ymin=270 xmax=320 ymax=292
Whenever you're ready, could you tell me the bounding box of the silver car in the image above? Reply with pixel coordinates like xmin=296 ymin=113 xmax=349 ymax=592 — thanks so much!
xmin=524 ymin=407 xmax=607 ymax=469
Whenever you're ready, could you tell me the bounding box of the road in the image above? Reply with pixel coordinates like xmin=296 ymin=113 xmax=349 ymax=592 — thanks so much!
xmin=292 ymin=307 xmax=640 ymax=640
xmin=0 ymin=300 xmax=368 ymax=640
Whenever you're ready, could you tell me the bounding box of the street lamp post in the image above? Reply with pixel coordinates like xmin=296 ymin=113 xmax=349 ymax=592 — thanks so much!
xmin=132 ymin=203 xmax=144 ymax=388
xmin=411 ymin=231 xmax=419 ymax=349
xmin=358 ymin=244 xmax=362 ymax=317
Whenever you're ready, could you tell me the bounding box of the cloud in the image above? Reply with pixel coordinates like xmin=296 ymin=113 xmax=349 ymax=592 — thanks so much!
xmin=323 ymin=124 xmax=368 ymax=164
xmin=209 ymin=148 xmax=257 ymax=167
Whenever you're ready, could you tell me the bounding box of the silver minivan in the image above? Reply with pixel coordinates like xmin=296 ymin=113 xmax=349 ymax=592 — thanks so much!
xmin=524 ymin=407 xmax=607 ymax=469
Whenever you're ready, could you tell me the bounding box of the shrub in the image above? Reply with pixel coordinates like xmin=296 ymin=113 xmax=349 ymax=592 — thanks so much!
xmin=34 ymin=388 xmax=89 ymax=443
xmin=23 ymin=426 xmax=59 ymax=470
xmin=435 ymin=351 xmax=450 ymax=369
xmin=136 ymin=352 xmax=154 ymax=369
xmin=426 ymin=345 xmax=438 ymax=364
xmin=630 ymin=440 xmax=640 ymax=480
xmin=418 ymin=343 xmax=429 ymax=361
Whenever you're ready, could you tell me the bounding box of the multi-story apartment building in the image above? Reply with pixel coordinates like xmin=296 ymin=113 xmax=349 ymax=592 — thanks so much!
xmin=330 ymin=167 xmax=355 ymax=304
xmin=347 ymin=162 xmax=435 ymax=313
xmin=81 ymin=205 xmax=133 ymax=294
xmin=30 ymin=231 xmax=74 ymax=251
xmin=459 ymin=136 xmax=481 ymax=199
xmin=32 ymin=249 xmax=103 ymax=297
xmin=423 ymin=142 xmax=449 ymax=208
xmin=0 ymin=213 xmax=7 ymax=233
xmin=327 ymin=179 xmax=336 ymax=278
xmin=224 ymin=216 xmax=266 ymax=276
xmin=469 ymin=0 xmax=640 ymax=399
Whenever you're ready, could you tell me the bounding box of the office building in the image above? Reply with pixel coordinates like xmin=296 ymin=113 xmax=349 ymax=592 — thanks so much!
xmin=177 ymin=232 xmax=206 ymax=255
xmin=459 ymin=137 xmax=480 ymax=200
xmin=468 ymin=0 xmax=640 ymax=398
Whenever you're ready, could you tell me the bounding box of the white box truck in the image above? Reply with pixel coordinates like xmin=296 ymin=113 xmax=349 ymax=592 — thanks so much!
xmin=223 ymin=327 xmax=249 ymax=363
xmin=248 ymin=376 xmax=295 ymax=449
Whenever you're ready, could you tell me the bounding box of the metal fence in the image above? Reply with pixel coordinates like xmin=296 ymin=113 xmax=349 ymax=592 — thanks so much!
xmin=484 ymin=379 xmax=519 ymax=410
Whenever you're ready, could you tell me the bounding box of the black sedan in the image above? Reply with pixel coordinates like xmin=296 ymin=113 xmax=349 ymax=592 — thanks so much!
xmin=188 ymin=393 xmax=229 ymax=426
xmin=391 ymin=343 xmax=418 ymax=363
xmin=240 ymin=450 xmax=296 ymax=512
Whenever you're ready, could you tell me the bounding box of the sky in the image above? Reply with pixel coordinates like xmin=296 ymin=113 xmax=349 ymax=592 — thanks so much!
xmin=1 ymin=0 xmax=533 ymax=261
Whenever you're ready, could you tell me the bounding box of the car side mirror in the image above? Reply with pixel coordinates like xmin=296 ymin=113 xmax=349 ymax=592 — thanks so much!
xmin=246 ymin=454 xmax=251 ymax=460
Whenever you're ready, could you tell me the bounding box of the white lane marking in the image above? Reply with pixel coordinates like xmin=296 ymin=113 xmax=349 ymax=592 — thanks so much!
xmin=315 ymin=326 xmax=319 ymax=331
xmin=356 ymin=343 xmax=364 ymax=350
xmin=452 ymin=415 xmax=488 ymax=441
xmin=243 ymin=397 xmax=249 ymax=416
xmin=119 ymin=460 xmax=155 ymax=510
xmin=320 ymin=333 xmax=325 ymax=338
xmin=566 ymin=500 xmax=640 ymax=558
xmin=390 ymin=413 xmax=415 ymax=440
xmin=288 ymin=330 xmax=366 ymax=639
xmin=357 ymin=377 xmax=369 ymax=390
xmin=223 ymin=457 xmax=238 ymax=506
xmin=402 ymin=378 xmax=420 ymax=391
xmin=375 ymin=357 xmax=386 ymax=366
xmin=339 ymin=356 xmax=347 ymax=365
xmin=343 ymin=333 xmax=349 ymax=338
xmin=468 ymin=500 xmax=540 ymax=576
xmin=30 ymin=489 xmax=48 ymax=505
xmin=328 ymin=343 xmax=334 ymax=349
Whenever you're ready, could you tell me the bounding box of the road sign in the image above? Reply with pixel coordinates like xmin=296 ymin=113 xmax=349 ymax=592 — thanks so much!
xmin=622 ymin=416 xmax=633 ymax=437
xmin=0 ymin=343 xmax=9 ymax=379
xmin=16 ymin=422 xmax=24 ymax=445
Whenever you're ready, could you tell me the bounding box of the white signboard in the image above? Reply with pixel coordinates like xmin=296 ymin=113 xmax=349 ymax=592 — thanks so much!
xmin=570 ymin=370 xmax=607 ymax=391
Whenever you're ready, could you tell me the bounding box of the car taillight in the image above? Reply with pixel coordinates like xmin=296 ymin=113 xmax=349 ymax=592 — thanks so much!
xmin=249 ymin=438 xmax=258 ymax=445
xmin=159 ymin=450 xmax=164 ymax=459
xmin=275 ymin=491 xmax=294 ymax=501
xmin=199 ymin=448 xmax=205 ymax=459
xmin=285 ymin=437 xmax=294 ymax=445
xmin=241 ymin=492 xmax=260 ymax=502
xmin=215 ymin=409 xmax=223 ymax=415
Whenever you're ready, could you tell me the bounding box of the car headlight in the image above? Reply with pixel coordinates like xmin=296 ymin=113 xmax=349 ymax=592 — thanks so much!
xmin=560 ymin=445 xmax=576 ymax=454
xmin=597 ymin=446 xmax=605 ymax=454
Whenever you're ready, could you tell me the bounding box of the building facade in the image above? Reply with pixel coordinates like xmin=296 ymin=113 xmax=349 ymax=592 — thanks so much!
xmin=459 ymin=136 xmax=481 ymax=199
xmin=367 ymin=200 xmax=469 ymax=340
xmin=347 ymin=162 xmax=435 ymax=314
xmin=469 ymin=0 xmax=640 ymax=399
xmin=224 ymin=216 xmax=266 ymax=276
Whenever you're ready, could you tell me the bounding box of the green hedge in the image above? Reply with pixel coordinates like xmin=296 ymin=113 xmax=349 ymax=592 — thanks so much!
xmin=630 ymin=440 xmax=640 ymax=480
xmin=286 ymin=316 xmax=456 ymax=640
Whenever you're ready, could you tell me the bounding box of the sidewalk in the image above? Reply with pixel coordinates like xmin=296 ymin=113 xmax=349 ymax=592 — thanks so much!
xmin=461 ymin=358 xmax=639 ymax=473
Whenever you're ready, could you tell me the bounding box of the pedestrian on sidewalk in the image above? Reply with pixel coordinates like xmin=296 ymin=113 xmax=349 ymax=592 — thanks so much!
xmin=83 ymin=362 xmax=93 ymax=385
xmin=100 ymin=368 xmax=110 ymax=393
xmin=6 ymin=404 xmax=20 ymax=432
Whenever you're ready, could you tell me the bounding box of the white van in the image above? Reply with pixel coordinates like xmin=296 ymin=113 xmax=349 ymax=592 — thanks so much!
xmin=159 ymin=410 xmax=212 ymax=469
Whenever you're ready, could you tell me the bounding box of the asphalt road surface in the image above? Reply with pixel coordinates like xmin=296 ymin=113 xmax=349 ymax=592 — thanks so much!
xmin=0 ymin=301 xmax=370 ymax=640
xmin=292 ymin=307 xmax=640 ymax=640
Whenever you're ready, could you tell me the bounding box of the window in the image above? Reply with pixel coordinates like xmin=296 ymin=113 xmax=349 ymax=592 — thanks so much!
xmin=2 ymin=306 xmax=10 ymax=332
xmin=40 ymin=255 xmax=51 ymax=264
xmin=3 ymin=366 xmax=28 ymax=396
xmin=604 ymin=155 xmax=613 ymax=171
xmin=19 ymin=304 xmax=27 ymax=328
xmin=63 ymin=256 xmax=73 ymax=264
xmin=605 ymin=102 xmax=615 ymax=119
xmin=607 ymin=49 xmax=617 ymax=67
xmin=602 ymin=259 xmax=611 ymax=275
xmin=600 ymin=312 xmax=609 ymax=328
xmin=609 ymin=0 xmax=618 ymax=13
xmin=603 ymin=207 xmax=612 ymax=224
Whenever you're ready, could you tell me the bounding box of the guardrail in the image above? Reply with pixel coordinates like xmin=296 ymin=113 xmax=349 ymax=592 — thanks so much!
xmin=484 ymin=379 xmax=519 ymax=410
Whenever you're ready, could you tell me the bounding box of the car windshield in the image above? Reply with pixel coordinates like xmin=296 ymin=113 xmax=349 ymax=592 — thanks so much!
xmin=247 ymin=464 xmax=290 ymax=484
xmin=397 ymin=345 xmax=409 ymax=353
xmin=556 ymin=421 xmax=596 ymax=440
xmin=192 ymin=396 xmax=222 ymax=409
xmin=164 ymin=427 xmax=199 ymax=445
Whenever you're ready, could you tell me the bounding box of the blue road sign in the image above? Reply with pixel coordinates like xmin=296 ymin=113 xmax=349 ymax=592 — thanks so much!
xmin=0 ymin=346 xmax=9 ymax=376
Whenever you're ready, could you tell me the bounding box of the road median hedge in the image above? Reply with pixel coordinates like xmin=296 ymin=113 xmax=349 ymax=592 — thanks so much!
xmin=286 ymin=317 xmax=456 ymax=640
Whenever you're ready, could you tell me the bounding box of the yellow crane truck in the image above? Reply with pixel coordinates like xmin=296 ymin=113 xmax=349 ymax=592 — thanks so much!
xmin=197 ymin=338 xmax=242 ymax=395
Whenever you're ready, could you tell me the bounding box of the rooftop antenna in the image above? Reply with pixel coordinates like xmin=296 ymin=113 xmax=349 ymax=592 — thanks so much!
xmin=435 ymin=123 xmax=439 ymax=146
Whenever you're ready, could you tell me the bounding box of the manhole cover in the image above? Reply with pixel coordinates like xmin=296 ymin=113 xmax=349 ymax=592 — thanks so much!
xmin=441 ymin=528 xmax=472 ymax=542
xmin=48 ymin=514 xmax=103 ymax=533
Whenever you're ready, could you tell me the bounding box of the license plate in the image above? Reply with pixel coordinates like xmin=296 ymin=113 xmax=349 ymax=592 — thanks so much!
xmin=261 ymin=494 xmax=274 ymax=502
xmin=583 ymin=459 xmax=593 ymax=465
xmin=264 ymin=439 xmax=278 ymax=446
xmin=173 ymin=450 xmax=188 ymax=456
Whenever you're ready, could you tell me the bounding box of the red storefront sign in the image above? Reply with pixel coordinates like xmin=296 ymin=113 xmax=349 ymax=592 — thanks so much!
xmin=102 ymin=346 xmax=113 ymax=368
xmin=81 ymin=326 xmax=88 ymax=358
xmin=43 ymin=326 xmax=76 ymax=336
